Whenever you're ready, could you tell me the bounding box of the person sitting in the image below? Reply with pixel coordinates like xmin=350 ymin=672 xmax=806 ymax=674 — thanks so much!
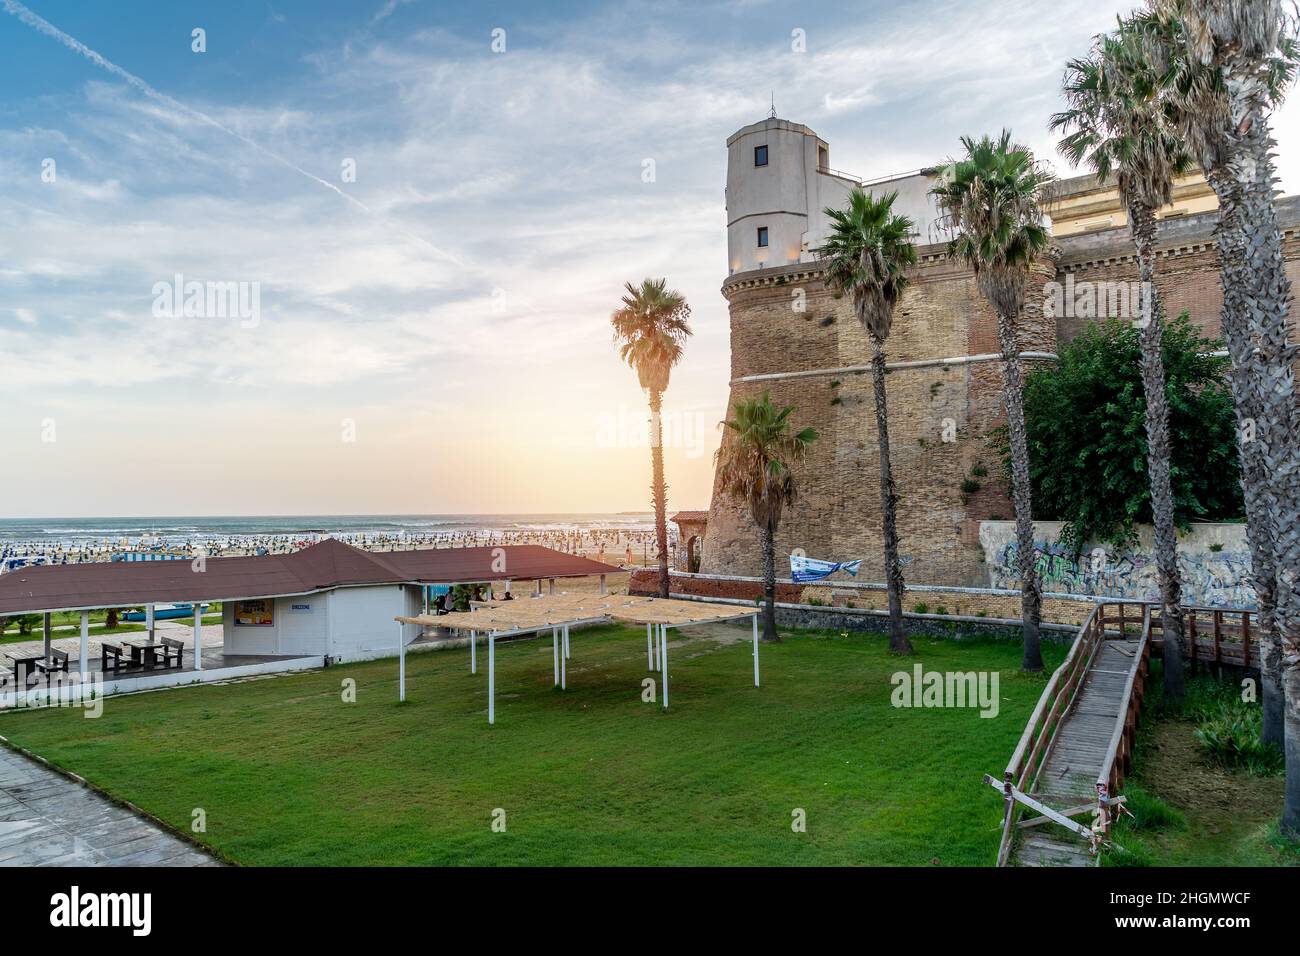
xmin=503 ymin=591 xmax=514 ymax=601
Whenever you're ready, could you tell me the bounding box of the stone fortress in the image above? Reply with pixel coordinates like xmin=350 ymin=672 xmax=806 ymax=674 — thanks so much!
xmin=699 ymin=116 xmax=1300 ymax=590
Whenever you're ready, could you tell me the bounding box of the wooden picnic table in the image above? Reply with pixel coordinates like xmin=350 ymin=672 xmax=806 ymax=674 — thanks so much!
xmin=5 ymin=652 xmax=50 ymax=686
xmin=120 ymin=638 xmax=163 ymax=669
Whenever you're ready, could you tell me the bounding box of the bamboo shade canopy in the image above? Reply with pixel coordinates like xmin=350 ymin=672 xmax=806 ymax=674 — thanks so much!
xmin=394 ymin=594 xmax=755 ymax=632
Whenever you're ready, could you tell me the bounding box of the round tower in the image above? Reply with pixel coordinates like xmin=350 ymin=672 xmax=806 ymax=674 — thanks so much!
xmin=704 ymin=117 xmax=1039 ymax=589
xmin=725 ymin=118 xmax=852 ymax=276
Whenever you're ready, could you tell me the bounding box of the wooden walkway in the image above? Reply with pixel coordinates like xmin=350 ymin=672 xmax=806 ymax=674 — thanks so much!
xmin=1015 ymin=635 xmax=1143 ymax=866
xmin=991 ymin=601 xmax=1259 ymax=866
xmin=990 ymin=603 xmax=1153 ymax=867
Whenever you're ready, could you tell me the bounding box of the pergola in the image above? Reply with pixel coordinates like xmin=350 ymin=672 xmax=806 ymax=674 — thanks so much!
xmin=394 ymin=594 xmax=762 ymax=723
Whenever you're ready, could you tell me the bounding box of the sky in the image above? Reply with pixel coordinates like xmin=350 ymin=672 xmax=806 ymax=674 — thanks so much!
xmin=1 ymin=0 xmax=1298 ymax=519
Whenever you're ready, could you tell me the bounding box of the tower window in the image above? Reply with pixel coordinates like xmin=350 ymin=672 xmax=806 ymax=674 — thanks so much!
xmin=754 ymin=145 xmax=768 ymax=167
xmin=756 ymin=226 xmax=769 ymax=248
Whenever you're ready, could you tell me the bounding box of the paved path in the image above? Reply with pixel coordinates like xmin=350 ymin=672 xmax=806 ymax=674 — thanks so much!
xmin=0 ymin=745 xmax=217 ymax=866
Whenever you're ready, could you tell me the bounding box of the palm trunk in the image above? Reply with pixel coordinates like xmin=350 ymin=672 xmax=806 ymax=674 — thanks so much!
xmin=984 ymin=272 xmax=1043 ymax=672
xmin=1205 ymin=166 xmax=1283 ymax=745
xmin=869 ymin=331 xmax=911 ymax=654
xmin=648 ymin=390 xmax=670 ymax=599
xmin=1218 ymin=48 xmax=1298 ymax=820
xmin=1129 ymin=201 xmax=1185 ymax=701
xmin=1286 ymin=666 xmax=1300 ymax=836
xmin=1236 ymin=108 xmax=1300 ymax=802
xmin=760 ymin=518 xmax=779 ymax=642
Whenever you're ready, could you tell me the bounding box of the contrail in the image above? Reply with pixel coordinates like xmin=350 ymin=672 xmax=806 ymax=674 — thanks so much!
xmin=3 ymin=0 xmax=465 ymax=268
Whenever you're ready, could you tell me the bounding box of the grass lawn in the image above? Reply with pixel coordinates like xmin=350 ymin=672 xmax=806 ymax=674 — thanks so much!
xmin=0 ymin=623 xmax=1061 ymax=866
xmin=1 ymin=622 xmax=148 ymax=646
xmin=0 ymin=606 xmax=223 ymax=645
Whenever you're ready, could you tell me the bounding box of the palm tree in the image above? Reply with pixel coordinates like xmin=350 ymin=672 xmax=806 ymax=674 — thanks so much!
xmin=816 ymin=188 xmax=915 ymax=654
xmin=1052 ymin=21 xmax=1190 ymax=700
xmin=1141 ymin=0 xmax=1300 ymax=833
xmin=611 ymin=278 xmax=693 ymax=599
xmin=930 ymin=132 xmax=1054 ymax=672
xmin=714 ymin=391 xmax=819 ymax=642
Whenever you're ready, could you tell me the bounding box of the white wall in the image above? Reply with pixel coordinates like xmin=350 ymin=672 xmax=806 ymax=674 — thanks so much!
xmin=725 ymin=117 xmax=947 ymax=275
xmin=221 ymin=585 xmax=422 ymax=661
xmin=222 ymin=593 xmax=328 ymax=656
xmin=326 ymin=584 xmax=421 ymax=663
xmin=979 ymin=521 xmax=1254 ymax=608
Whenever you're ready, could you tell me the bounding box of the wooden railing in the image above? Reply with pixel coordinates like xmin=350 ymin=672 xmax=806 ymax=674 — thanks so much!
xmin=993 ymin=600 xmax=1259 ymax=863
xmin=1150 ymin=605 xmax=1259 ymax=672
xmin=994 ymin=602 xmax=1118 ymax=867
xmin=1094 ymin=606 xmax=1153 ymax=836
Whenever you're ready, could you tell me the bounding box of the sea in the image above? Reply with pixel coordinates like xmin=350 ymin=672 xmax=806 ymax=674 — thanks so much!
xmin=0 ymin=514 xmax=680 ymax=571
xmin=0 ymin=514 xmax=658 ymax=548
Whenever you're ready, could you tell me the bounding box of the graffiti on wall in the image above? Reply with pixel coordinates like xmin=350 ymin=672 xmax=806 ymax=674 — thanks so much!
xmin=990 ymin=539 xmax=1255 ymax=608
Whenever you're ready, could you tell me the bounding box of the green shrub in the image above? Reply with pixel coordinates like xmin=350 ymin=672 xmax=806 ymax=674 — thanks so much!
xmin=913 ymin=602 xmax=929 ymax=614
xmin=1194 ymin=702 xmax=1284 ymax=775
xmin=934 ymin=606 xmax=948 ymax=616
xmin=1004 ymin=313 xmax=1243 ymax=553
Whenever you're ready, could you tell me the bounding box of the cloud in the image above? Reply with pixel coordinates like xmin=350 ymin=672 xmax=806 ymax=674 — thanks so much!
xmin=3 ymin=0 xmax=1298 ymax=515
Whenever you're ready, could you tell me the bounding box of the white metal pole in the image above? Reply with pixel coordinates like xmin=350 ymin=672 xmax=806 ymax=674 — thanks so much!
xmin=753 ymin=614 xmax=760 ymax=687
xmin=471 ymin=629 xmax=477 ymax=674
xmin=564 ymin=624 xmax=570 ymax=660
xmin=398 ymin=621 xmax=406 ymax=702
xmin=79 ymin=611 xmax=89 ymax=680
xmin=488 ymin=634 xmax=495 ymax=724
xmin=423 ymin=587 xmax=429 ymax=615
xmin=660 ymin=624 xmax=668 ymax=709
xmin=193 ymin=602 xmax=202 ymax=670
xmin=646 ymin=623 xmax=653 ymax=670
xmin=552 ymin=626 xmax=559 ymax=686
xmin=561 ymin=625 xmax=567 ymax=690
xmin=146 ymin=603 xmax=155 ymax=644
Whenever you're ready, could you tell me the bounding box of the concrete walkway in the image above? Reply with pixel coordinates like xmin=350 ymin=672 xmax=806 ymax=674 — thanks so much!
xmin=0 ymin=746 xmax=217 ymax=866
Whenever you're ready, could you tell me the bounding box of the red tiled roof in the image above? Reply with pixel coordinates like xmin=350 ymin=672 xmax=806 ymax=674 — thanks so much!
xmin=0 ymin=539 xmax=614 ymax=615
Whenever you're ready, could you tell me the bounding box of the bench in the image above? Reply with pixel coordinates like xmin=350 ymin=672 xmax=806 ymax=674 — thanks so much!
xmin=102 ymin=642 xmax=130 ymax=673
xmin=159 ymin=637 xmax=185 ymax=669
xmin=34 ymin=648 xmax=69 ymax=675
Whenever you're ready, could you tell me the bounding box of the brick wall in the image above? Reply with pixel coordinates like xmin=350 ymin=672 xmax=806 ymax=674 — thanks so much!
xmin=702 ymin=204 xmax=1300 ymax=590
xmin=631 ymin=569 xmax=1101 ymax=628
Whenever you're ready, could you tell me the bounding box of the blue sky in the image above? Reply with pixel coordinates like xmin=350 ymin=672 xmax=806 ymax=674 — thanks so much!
xmin=1 ymin=0 xmax=1296 ymax=517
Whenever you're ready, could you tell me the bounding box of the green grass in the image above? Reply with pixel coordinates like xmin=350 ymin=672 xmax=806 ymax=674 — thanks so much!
xmin=1 ymin=608 xmax=223 ymax=645
xmin=1 ymin=622 xmax=148 ymax=646
xmin=0 ymin=623 xmax=1060 ymax=866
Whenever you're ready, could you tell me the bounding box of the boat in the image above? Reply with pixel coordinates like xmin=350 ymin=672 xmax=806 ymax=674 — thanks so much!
xmin=122 ymin=603 xmax=210 ymax=621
